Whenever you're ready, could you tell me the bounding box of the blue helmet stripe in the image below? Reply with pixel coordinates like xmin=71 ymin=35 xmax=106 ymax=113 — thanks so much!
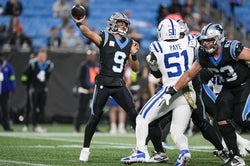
xmin=169 ymin=19 xmax=174 ymax=35
xmin=202 ymin=23 xmax=213 ymax=36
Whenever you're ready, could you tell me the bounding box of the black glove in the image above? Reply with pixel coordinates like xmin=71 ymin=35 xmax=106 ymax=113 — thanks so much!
xmin=166 ymin=86 xmax=177 ymax=96
xmin=163 ymin=86 xmax=177 ymax=105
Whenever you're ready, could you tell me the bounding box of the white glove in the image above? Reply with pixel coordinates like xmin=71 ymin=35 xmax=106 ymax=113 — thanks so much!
xmin=163 ymin=93 xmax=172 ymax=105
xmin=146 ymin=54 xmax=158 ymax=71
xmin=162 ymin=86 xmax=177 ymax=105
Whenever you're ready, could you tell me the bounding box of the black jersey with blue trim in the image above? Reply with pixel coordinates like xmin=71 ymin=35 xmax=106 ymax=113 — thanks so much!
xmin=195 ymin=39 xmax=249 ymax=88
xmin=98 ymin=31 xmax=133 ymax=78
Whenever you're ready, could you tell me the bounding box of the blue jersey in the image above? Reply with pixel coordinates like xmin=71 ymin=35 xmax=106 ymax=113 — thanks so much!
xmin=0 ymin=60 xmax=16 ymax=95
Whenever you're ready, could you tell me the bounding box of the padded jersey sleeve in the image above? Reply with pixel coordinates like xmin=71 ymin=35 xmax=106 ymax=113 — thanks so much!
xmin=99 ymin=30 xmax=108 ymax=48
xmin=228 ymin=40 xmax=244 ymax=60
xmin=149 ymin=41 xmax=163 ymax=54
xmin=194 ymin=46 xmax=205 ymax=62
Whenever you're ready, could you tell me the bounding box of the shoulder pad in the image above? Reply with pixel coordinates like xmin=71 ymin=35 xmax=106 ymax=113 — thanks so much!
xmin=224 ymin=40 xmax=244 ymax=59
xmin=149 ymin=41 xmax=163 ymax=53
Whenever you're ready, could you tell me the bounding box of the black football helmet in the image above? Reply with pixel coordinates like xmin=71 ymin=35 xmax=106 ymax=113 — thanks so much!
xmin=107 ymin=12 xmax=130 ymax=36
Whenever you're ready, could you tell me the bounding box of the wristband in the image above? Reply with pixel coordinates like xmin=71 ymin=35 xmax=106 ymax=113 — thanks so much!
xmin=166 ymin=86 xmax=177 ymax=96
xmin=76 ymin=22 xmax=83 ymax=28
xmin=132 ymin=55 xmax=137 ymax=61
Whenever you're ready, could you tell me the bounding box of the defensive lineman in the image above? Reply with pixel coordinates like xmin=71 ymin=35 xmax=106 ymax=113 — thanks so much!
xmin=121 ymin=18 xmax=196 ymax=166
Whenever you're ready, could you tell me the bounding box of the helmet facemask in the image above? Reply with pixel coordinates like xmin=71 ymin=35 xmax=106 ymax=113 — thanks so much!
xmin=201 ymin=39 xmax=219 ymax=54
xmin=117 ymin=20 xmax=129 ymax=36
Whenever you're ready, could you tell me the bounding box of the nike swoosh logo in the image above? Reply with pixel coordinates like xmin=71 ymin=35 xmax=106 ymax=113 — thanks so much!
xmin=130 ymin=153 xmax=145 ymax=159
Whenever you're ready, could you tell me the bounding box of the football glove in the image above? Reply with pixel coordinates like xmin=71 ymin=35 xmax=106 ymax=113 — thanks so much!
xmin=146 ymin=54 xmax=158 ymax=71
xmin=163 ymin=86 xmax=177 ymax=105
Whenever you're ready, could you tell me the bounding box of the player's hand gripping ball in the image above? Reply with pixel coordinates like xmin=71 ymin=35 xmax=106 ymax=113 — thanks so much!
xmin=71 ymin=4 xmax=86 ymax=20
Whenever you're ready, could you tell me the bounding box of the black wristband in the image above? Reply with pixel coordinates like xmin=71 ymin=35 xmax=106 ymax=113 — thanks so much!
xmin=131 ymin=55 xmax=137 ymax=61
xmin=76 ymin=22 xmax=83 ymax=28
xmin=166 ymin=86 xmax=177 ymax=96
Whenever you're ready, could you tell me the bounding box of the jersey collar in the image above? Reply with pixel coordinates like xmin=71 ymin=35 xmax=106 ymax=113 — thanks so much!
xmin=208 ymin=43 xmax=224 ymax=66
xmin=114 ymin=35 xmax=129 ymax=49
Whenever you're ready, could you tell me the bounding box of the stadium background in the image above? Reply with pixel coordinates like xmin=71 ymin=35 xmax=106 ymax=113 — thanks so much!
xmin=0 ymin=0 xmax=250 ymax=124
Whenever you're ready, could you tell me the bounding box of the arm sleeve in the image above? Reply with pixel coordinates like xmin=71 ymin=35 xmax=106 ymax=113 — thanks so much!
xmin=99 ymin=31 xmax=106 ymax=47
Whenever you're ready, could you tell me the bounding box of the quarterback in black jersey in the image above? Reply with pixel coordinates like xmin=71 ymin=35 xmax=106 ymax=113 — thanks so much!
xmin=166 ymin=23 xmax=250 ymax=166
xmin=72 ymin=12 xmax=140 ymax=162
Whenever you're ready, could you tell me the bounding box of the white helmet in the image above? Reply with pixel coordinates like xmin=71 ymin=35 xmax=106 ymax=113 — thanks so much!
xmin=199 ymin=23 xmax=225 ymax=53
xmin=107 ymin=12 xmax=130 ymax=36
xmin=177 ymin=20 xmax=189 ymax=36
xmin=157 ymin=18 xmax=180 ymax=41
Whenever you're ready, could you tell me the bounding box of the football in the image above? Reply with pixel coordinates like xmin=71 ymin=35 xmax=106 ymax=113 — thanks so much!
xmin=71 ymin=4 xmax=86 ymax=20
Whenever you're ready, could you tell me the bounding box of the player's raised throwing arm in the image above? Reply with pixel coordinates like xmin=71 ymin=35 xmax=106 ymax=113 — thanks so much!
xmin=71 ymin=14 xmax=102 ymax=47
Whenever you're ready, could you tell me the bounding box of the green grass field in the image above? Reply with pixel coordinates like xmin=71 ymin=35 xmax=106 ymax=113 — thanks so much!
xmin=0 ymin=124 xmax=250 ymax=166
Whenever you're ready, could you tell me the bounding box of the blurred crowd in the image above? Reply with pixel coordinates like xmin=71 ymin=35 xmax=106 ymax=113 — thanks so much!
xmin=157 ymin=0 xmax=211 ymax=34
xmin=0 ymin=0 xmax=91 ymax=53
xmin=0 ymin=0 xmax=242 ymax=53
